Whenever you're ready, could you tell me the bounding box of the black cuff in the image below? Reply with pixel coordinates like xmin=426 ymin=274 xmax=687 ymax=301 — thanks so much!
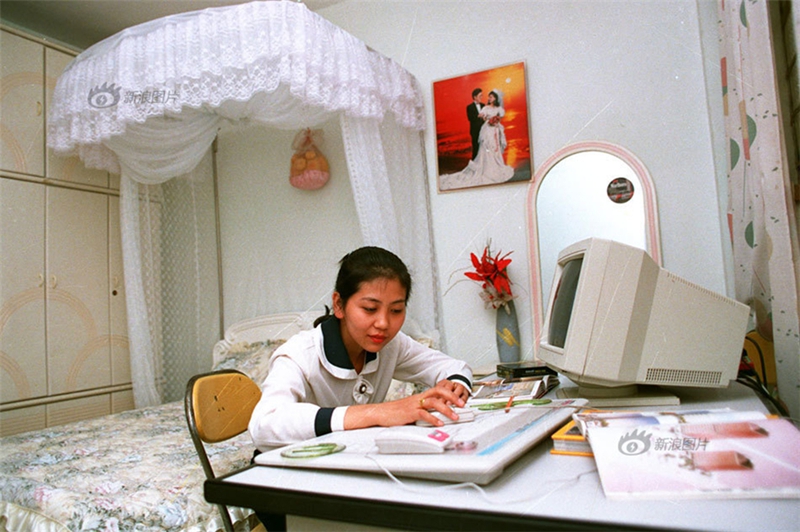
xmin=447 ymin=374 xmax=472 ymax=389
xmin=314 ymin=407 xmax=335 ymax=437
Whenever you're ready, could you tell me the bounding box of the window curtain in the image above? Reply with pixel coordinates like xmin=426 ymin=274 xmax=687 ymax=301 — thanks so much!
xmin=48 ymin=1 xmax=436 ymax=407
xmin=718 ymin=0 xmax=800 ymax=417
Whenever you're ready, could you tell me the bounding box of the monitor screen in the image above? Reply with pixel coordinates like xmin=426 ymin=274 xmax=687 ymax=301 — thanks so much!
xmin=547 ymin=257 xmax=582 ymax=349
xmin=537 ymin=238 xmax=750 ymax=407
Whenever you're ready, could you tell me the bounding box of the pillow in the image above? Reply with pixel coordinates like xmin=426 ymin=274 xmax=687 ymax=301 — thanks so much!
xmin=385 ymin=380 xmax=428 ymax=401
xmin=212 ymin=339 xmax=286 ymax=385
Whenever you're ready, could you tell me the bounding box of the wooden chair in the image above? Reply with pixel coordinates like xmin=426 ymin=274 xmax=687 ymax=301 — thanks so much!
xmin=185 ymin=369 xmax=265 ymax=532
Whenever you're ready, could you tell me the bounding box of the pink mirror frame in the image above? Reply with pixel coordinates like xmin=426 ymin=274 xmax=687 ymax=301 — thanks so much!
xmin=526 ymin=141 xmax=661 ymax=350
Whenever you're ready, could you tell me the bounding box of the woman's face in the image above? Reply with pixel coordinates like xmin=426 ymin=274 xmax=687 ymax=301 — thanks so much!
xmin=333 ymin=277 xmax=407 ymax=357
xmin=488 ymin=93 xmax=497 ymax=105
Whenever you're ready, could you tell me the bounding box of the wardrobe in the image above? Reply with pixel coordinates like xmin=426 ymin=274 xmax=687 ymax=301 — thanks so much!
xmin=0 ymin=27 xmax=132 ymax=437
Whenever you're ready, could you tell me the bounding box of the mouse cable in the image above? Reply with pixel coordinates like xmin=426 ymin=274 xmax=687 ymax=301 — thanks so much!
xmin=365 ymin=453 xmax=597 ymax=506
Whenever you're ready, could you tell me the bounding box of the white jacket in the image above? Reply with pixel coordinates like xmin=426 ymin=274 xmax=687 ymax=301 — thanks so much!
xmin=248 ymin=318 xmax=472 ymax=449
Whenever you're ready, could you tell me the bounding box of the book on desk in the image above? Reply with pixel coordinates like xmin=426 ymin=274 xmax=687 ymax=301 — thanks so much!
xmin=550 ymin=419 xmax=593 ymax=457
xmin=582 ymin=410 xmax=800 ymax=500
xmin=470 ymin=374 xmax=559 ymax=406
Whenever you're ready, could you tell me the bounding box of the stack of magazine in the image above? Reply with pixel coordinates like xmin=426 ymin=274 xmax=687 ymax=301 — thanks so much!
xmin=550 ymin=419 xmax=592 ymax=457
xmin=568 ymin=409 xmax=800 ymax=500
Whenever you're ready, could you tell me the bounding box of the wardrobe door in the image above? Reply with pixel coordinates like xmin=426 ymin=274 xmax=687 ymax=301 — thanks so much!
xmin=45 ymin=47 xmax=109 ymax=187
xmin=46 ymin=186 xmax=111 ymax=394
xmin=0 ymin=178 xmax=47 ymax=404
xmin=0 ymin=31 xmax=44 ymax=176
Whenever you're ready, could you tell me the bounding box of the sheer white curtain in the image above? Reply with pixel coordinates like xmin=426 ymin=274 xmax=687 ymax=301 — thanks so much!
xmin=341 ymin=113 xmax=441 ymax=346
xmin=718 ymin=0 xmax=800 ymax=417
xmin=119 ymin=157 xmax=220 ymax=405
xmin=48 ymin=1 xmax=437 ymax=407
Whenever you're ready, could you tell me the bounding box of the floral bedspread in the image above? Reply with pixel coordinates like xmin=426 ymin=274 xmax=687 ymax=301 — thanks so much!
xmin=0 ymin=336 xmax=425 ymax=532
xmin=0 ymin=401 xmax=257 ymax=532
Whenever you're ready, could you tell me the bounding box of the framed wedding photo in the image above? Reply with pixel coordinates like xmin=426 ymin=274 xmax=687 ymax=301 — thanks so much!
xmin=433 ymin=61 xmax=532 ymax=192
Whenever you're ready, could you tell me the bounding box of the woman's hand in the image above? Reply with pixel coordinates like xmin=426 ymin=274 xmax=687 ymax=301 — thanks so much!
xmin=343 ymin=383 xmax=469 ymax=430
xmin=434 ymin=379 xmax=470 ymax=403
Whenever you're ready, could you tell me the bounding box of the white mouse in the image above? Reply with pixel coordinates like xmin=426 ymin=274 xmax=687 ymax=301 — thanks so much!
xmin=375 ymin=427 xmax=453 ymax=454
xmin=414 ymin=406 xmax=475 ymax=427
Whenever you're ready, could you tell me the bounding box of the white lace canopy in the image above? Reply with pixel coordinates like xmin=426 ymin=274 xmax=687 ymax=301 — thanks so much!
xmin=49 ymin=0 xmax=425 ymax=181
xmin=47 ymin=0 xmax=438 ymax=407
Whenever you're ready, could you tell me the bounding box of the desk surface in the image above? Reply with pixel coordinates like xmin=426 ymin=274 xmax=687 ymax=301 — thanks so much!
xmin=206 ymin=382 xmax=800 ymax=531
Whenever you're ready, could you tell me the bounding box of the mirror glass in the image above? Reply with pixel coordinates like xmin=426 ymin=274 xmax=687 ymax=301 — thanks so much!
xmin=527 ymin=141 xmax=661 ymax=344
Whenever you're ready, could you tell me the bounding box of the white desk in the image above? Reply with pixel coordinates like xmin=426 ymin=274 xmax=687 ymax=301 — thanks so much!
xmin=206 ymin=382 xmax=799 ymax=531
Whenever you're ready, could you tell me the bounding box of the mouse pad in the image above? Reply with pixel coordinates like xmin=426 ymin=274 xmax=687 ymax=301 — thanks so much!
xmin=254 ymin=398 xmax=586 ymax=484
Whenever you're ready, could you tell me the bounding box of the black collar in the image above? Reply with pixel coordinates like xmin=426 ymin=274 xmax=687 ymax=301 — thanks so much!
xmin=321 ymin=317 xmax=377 ymax=370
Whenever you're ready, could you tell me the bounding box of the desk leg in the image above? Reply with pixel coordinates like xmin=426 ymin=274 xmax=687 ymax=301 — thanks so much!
xmin=257 ymin=511 xmax=287 ymax=532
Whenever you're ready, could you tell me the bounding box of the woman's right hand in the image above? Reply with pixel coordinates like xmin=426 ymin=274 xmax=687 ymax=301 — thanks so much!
xmin=343 ymin=387 xmax=466 ymax=430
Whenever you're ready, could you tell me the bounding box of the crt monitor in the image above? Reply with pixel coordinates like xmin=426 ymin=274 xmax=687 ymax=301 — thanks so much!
xmin=538 ymin=237 xmax=750 ymax=407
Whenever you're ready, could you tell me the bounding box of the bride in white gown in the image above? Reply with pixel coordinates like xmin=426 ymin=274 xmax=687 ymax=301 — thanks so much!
xmin=440 ymin=89 xmax=515 ymax=190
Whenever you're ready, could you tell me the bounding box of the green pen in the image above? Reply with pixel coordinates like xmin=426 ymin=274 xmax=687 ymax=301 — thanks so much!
xmin=476 ymin=398 xmax=552 ymax=411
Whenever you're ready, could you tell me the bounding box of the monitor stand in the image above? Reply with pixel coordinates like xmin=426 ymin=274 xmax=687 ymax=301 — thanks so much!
xmin=556 ymin=383 xmax=680 ymax=408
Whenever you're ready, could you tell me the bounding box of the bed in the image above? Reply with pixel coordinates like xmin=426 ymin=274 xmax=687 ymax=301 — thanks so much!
xmin=0 ymin=313 xmax=311 ymax=532
xmin=0 ymin=311 xmax=424 ymax=531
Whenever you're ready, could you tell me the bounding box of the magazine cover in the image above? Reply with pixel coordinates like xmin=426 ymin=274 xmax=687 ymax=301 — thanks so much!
xmin=470 ymin=375 xmax=558 ymax=405
xmin=588 ymin=417 xmax=800 ymax=500
xmin=574 ymin=409 xmax=768 ymax=439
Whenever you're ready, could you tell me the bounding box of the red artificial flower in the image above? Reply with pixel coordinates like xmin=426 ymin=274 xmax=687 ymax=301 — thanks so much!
xmin=464 ymin=244 xmax=515 ymax=310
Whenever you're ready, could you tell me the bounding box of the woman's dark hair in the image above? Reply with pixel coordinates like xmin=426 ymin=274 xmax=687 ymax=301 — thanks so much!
xmin=488 ymin=90 xmax=499 ymax=105
xmin=314 ymin=246 xmax=412 ymax=326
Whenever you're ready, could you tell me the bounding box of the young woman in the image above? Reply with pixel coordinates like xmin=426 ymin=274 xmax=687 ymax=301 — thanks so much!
xmin=248 ymin=246 xmax=473 ymax=449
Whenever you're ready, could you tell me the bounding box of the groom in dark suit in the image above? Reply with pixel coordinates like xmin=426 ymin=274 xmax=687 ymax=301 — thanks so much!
xmin=467 ymin=88 xmax=484 ymax=160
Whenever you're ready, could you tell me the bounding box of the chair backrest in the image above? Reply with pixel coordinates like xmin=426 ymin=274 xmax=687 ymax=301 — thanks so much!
xmin=185 ymin=369 xmax=262 ymax=532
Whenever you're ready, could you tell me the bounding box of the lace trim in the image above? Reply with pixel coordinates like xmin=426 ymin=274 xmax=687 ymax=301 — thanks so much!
xmin=48 ymin=1 xmax=425 ymax=170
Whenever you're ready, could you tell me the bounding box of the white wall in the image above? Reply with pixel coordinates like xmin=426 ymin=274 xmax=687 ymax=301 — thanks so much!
xmin=218 ymin=0 xmax=730 ymax=372
xmin=216 ymin=120 xmax=362 ymax=328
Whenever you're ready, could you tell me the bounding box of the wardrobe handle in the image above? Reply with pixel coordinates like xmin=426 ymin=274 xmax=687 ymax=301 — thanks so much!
xmin=49 ymin=275 xmax=58 ymax=289
xmin=38 ymin=273 xmax=45 ymax=287
xmin=36 ymin=101 xmax=43 ymax=116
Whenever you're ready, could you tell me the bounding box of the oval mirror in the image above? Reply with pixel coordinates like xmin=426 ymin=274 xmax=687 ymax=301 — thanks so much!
xmin=526 ymin=141 xmax=661 ymax=347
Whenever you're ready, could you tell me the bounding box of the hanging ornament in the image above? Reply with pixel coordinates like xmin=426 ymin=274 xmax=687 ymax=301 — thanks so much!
xmin=289 ymin=128 xmax=330 ymax=190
